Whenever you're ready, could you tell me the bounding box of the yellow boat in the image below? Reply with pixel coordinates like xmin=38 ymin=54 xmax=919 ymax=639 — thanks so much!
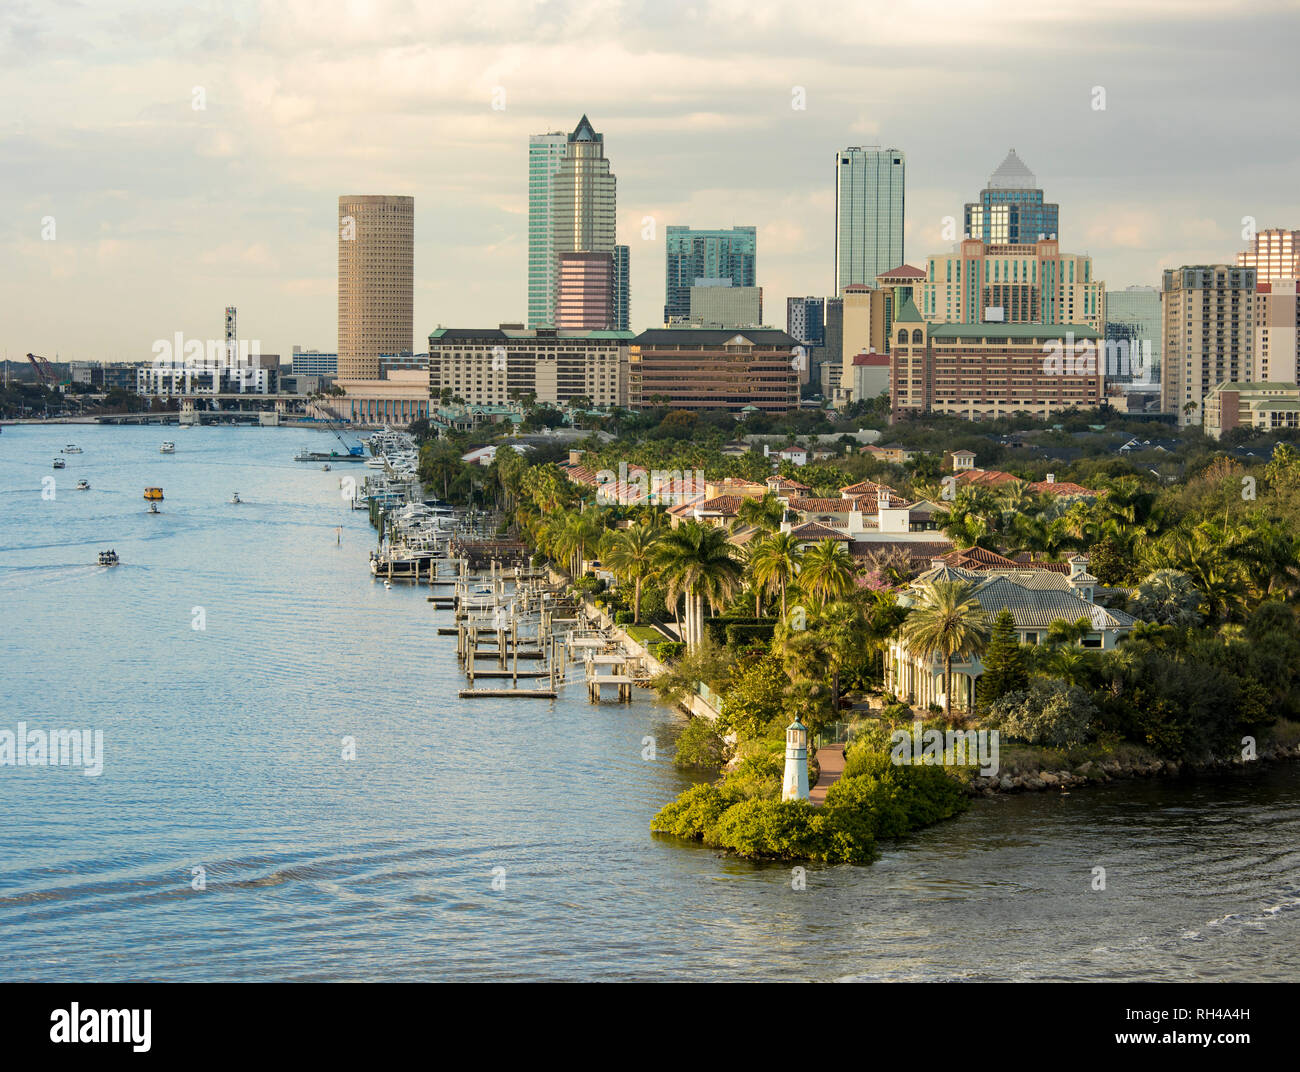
xmin=144 ymin=487 xmax=164 ymax=501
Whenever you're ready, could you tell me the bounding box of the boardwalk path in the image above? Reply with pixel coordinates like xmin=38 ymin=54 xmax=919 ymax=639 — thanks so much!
xmin=809 ymin=745 xmax=846 ymax=807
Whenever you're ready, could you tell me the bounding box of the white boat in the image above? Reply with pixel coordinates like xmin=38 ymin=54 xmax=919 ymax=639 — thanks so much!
xmin=148 ymin=502 xmax=160 ymax=514
xmin=229 ymin=492 xmax=242 ymax=504
xmin=321 ymin=464 xmax=331 ymax=471
xmin=76 ymin=479 xmax=90 ymax=491
xmin=97 ymin=550 xmax=119 ymax=566
xmin=160 ymin=442 xmax=175 ymax=454
xmin=62 ymin=444 xmax=82 ymax=454
xmin=52 ymin=457 xmax=66 ymax=469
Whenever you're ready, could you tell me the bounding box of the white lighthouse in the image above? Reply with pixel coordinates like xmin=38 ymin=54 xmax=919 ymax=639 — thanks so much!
xmin=782 ymin=716 xmax=809 ymax=802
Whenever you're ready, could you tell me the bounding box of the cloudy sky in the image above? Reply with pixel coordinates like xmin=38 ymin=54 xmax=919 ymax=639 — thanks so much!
xmin=4 ymin=0 xmax=1298 ymax=363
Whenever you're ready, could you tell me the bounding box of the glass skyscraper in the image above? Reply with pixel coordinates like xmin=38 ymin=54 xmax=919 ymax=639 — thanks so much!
xmin=1106 ymin=284 xmax=1161 ymax=384
xmin=663 ymin=226 xmax=756 ymax=324
xmin=834 ymin=147 xmax=904 ymax=293
xmin=527 ymin=132 xmax=567 ymax=328
xmin=964 ymin=149 xmax=1059 ymax=245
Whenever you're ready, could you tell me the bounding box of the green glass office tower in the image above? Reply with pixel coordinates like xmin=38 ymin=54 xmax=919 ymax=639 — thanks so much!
xmin=528 ymin=131 xmax=567 ymax=328
xmin=834 ymin=147 xmax=904 ymax=293
xmin=663 ymin=226 xmax=757 ymax=324
xmin=964 ymin=149 xmax=1060 ymax=245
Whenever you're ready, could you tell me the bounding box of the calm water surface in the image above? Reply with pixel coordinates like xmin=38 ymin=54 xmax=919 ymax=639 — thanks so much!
xmin=1 ymin=425 xmax=1297 ymax=981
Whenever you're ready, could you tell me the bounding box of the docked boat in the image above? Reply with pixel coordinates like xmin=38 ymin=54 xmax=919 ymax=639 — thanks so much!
xmin=229 ymin=492 xmax=241 ymax=504
xmin=160 ymin=442 xmax=175 ymax=454
xmin=76 ymin=479 xmax=90 ymax=491
xmin=144 ymin=487 xmax=164 ymax=501
xmin=62 ymin=444 xmax=82 ymax=454
xmin=53 ymin=457 xmax=66 ymax=469
xmin=97 ymin=550 xmax=119 ymax=567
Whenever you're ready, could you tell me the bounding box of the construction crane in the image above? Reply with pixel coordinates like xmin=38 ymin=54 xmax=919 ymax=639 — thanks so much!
xmin=316 ymin=406 xmax=364 ymax=456
xmin=27 ymin=353 xmax=56 ymax=386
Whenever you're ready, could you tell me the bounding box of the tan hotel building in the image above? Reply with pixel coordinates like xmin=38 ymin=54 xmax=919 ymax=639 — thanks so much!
xmin=890 ymin=298 xmax=1102 ymax=421
xmin=1160 ymin=265 xmax=1256 ymax=426
xmin=628 ymin=328 xmax=799 ymax=413
xmin=920 ymin=237 xmax=1104 ymax=333
xmin=428 ymin=327 xmax=630 ymax=408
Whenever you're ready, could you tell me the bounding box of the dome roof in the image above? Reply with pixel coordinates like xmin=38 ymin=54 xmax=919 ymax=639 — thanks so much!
xmin=988 ymin=148 xmax=1037 ymax=190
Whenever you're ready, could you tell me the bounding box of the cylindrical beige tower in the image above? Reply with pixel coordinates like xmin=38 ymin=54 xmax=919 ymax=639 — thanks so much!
xmin=338 ymin=195 xmax=414 ymax=380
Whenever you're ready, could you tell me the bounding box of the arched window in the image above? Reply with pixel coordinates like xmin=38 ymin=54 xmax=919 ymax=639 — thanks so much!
xmin=897 ymin=329 xmax=908 ymax=344
xmin=911 ymin=329 xmax=924 ymax=344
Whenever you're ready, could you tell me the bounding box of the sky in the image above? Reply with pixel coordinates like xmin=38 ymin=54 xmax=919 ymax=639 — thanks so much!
xmin=3 ymin=0 xmax=1298 ymax=364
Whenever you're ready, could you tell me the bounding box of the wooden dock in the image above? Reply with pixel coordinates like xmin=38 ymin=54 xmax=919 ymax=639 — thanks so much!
xmin=458 ymin=688 xmax=557 ymax=699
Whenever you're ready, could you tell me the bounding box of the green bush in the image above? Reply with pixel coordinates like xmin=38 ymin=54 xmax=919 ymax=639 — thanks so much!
xmin=990 ymin=679 xmax=1097 ymax=748
xmin=673 ymin=717 xmax=727 ymax=769
xmin=725 ymin=623 xmax=776 ymax=647
xmin=653 ymin=640 xmax=686 ymax=661
xmin=702 ymin=617 xmax=777 ymax=645
xmin=614 ymin=610 xmax=634 ymax=625
xmin=651 ymin=784 xmax=735 ymax=840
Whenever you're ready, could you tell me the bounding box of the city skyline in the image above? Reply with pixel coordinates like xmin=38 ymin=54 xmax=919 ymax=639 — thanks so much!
xmin=4 ymin=1 xmax=1299 ymax=362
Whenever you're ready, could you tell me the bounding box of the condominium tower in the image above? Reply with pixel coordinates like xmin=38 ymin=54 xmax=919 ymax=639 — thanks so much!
xmin=834 ymin=147 xmax=905 ymax=293
xmin=337 ymin=195 xmax=414 ymax=380
xmin=1237 ymin=228 xmax=1300 ymax=285
xmin=1160 ymin=265 xmax=1256 ymax=425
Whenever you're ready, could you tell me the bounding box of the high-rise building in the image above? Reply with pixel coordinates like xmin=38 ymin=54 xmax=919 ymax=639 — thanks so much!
xmin=337 ymin=195 xmax=414 ymax=380
xmin=527 ymin=132 xmax=568 ymax=328
xmin=1237 ymin=228 xmax=1300 ymax=285
xmin=964 ymin=150 xmax=1059 ymax=244
xmin=786 ymin=297 xmax=825 ymax=348
xmin=837 ymin=285 xmax=889 ymax=404
xmin=920 ymin=238 xmax=1105 ymax=333
xmin=1160 ymin=265 xmax=1256 ymax=425
xmin=551 ymin=116 xmax=616 ymax=323
xmin=664 ymin=226 xmax=757 ymax=323
xmin=612 ymin=244 xmax=630 ymax=331
xmin=557 ymin=252 xmax=615 ymax=330
xmin=1105 ymin=285 xmax=1161 ymax=384
xmin=1254 ymin=278 xmax=1300 ymax=384
xmin=834 ymin=147 xmax=904 ymax=293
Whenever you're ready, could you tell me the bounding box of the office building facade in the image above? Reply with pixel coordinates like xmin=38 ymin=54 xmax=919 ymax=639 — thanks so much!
xmin=835 ymin=147 xmax=904 ymax=293
xmin=527 ymin=132 xmax=568 ymax=328
xmin=664 ymin=226 xmax=757 ymax=323
xmin=1237 ymin=228 xmax=1300 ymax=286
xmin=1105 ymin=285 xmax=1160 ymax=384
xmin=629 ymin=329 xmax=799 ymax=413
xmin=337 ymin=194 xmax=414 ymax=380
xmin=964 ymin=150 xmax=1059 ymax=245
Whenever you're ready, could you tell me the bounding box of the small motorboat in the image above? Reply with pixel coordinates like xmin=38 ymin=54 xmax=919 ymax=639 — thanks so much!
xmin=62 ymin=444 xmax=83 ymax=454
xmin=97 ymin=550 xmax=119 ymax=566
xmin=160 ymin=442 xmax=175 ymax=454
xmin=148 ymin=502 xmax=160 ymax=514
xmin=76 ymin=479 xmax=90 ymax=491
xmin=229 ymin=492 xmax=242 ymax=504
xmin=53 ymin=457 xmax=66 ymax=469
xmin=321 ymin=464 xmax=331 ymax=471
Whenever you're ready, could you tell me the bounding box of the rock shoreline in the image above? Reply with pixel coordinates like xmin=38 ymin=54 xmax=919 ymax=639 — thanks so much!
xmin=968 ymin=741 xmax=1300 ymax=795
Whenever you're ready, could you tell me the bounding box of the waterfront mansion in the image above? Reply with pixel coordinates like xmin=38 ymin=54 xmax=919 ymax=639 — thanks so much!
xmin=884 ymin=552 xmax=1137 ymax=713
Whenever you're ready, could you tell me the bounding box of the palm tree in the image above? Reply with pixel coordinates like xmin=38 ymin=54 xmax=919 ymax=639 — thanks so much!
xmin=749 ymin=532 xmax=803 ymax=620
xmin=798 ymin=538 xmax=857 ymax=608
xmin=734 ymin=493 xmax=785 ymax=535
xmin=601 ymin=524 xmax=662 ymax=624
xmin=899 ymin=579 xmax=991 ymax=721
xmin=656 ymin=522 xmax=743 ymax=649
